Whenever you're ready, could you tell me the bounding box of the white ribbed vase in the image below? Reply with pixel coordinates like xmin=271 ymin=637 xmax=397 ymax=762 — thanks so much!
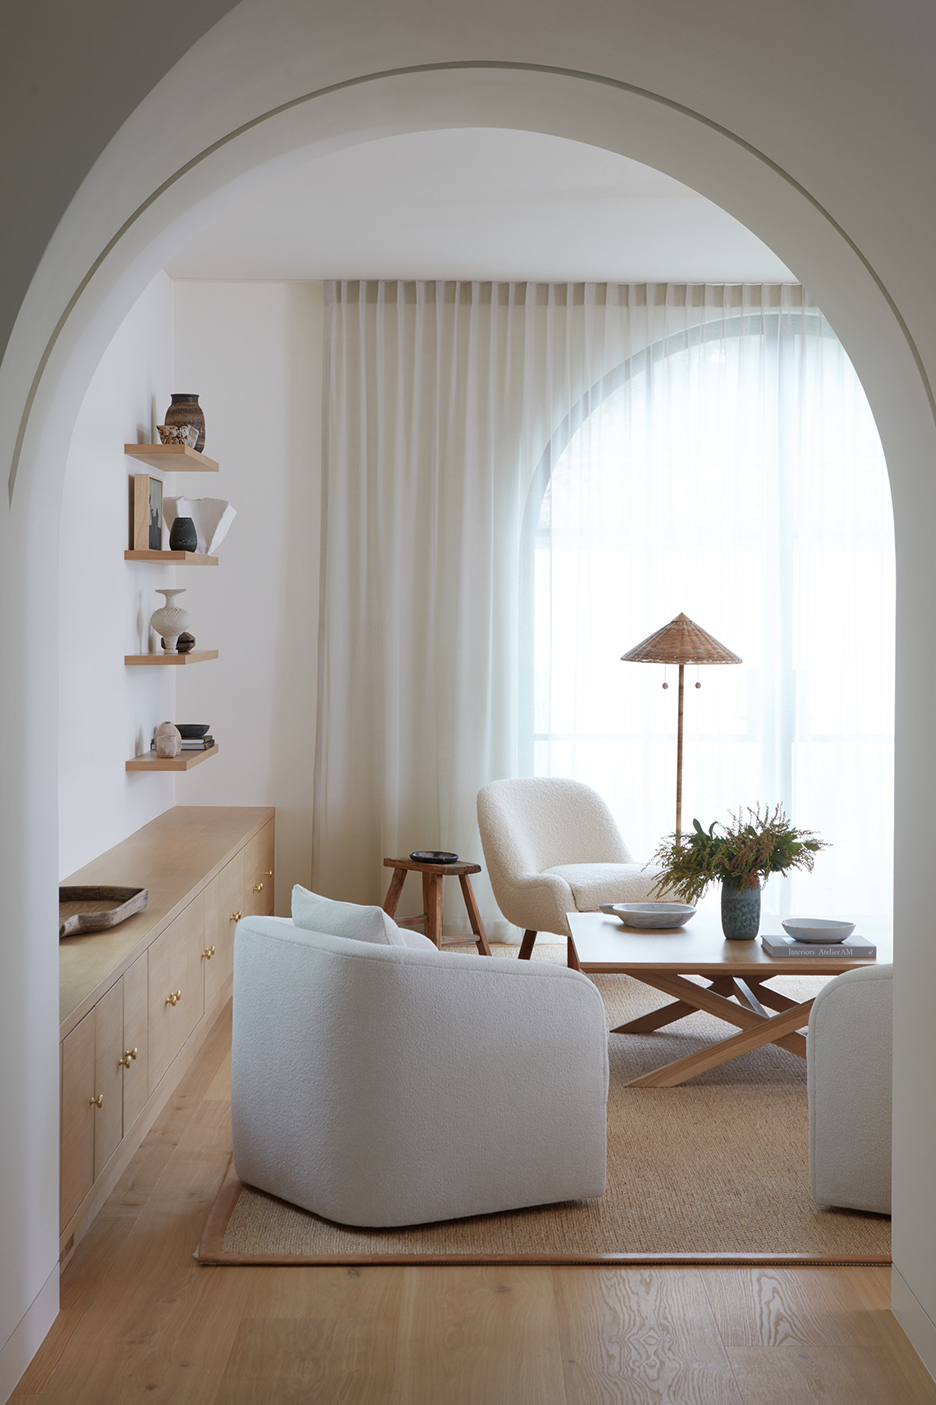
xmin=150 ymin=588 xmax=191 ymax=653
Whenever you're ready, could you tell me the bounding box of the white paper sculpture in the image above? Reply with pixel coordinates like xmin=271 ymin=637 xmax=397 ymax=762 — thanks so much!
xmin=163 ymin=497 xmax=236 ymax=556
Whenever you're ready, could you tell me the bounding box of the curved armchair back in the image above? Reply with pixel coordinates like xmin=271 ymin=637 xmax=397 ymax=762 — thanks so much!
xmin=232 ymin=916 xmax=608 ymax=1227
xmin=478 ymin=777 xmax=633 ymax=888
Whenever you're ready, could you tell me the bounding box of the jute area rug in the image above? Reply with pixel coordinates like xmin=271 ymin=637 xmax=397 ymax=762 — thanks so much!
xmin=198 ymin=945 xmax=890 ymax=1266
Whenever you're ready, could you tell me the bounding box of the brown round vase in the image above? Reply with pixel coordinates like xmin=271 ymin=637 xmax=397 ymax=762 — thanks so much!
xmin=163 ymin=393 xmax=206 ymax=453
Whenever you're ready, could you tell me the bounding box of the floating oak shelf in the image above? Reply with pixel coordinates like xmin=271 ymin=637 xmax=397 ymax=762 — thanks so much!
xmin=124 ymin=650 xmax=218 ymax=666
xmin=124 ymin=444 xmax=219 ymax=472
xmin=125 ymin=744 xmax=219 ymax=772
xmin=124 ymin=549 xmax=218 ymax=565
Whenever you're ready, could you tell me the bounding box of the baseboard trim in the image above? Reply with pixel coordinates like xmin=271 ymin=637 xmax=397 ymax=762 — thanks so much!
xmin=892 ymin=1267 xmax=936 ymax=1385
xmin=0 ymin=1266 xmax=58 ymax=1405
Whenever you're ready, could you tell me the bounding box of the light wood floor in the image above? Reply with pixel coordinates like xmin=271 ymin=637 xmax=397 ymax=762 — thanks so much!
xmin=13 ymin=1002 xmax=936 ymax=1405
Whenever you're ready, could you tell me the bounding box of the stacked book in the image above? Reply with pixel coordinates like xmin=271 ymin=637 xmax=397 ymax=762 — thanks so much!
xmin=150 ymin=734 xmax=215 ymax=752
xmin=760 ymin=934 xmax=876 ymax=959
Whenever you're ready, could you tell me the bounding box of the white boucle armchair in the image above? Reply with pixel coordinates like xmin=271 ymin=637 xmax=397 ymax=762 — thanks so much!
xmin=807 ymin=963 xmax=892 ymax=1215
xmin=231 ymin=914 xmax=609 ymax=1228
xmin=477 ymin=777 xmax=667 ymax=964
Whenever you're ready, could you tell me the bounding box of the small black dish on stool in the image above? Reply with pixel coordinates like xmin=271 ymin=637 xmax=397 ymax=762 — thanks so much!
xmin=410 ymin=850 xmax=458 ymax=864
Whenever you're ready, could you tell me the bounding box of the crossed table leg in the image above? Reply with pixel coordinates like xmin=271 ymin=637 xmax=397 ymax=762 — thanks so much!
xmin=610 ymin=973 xmax=814 ymax=1088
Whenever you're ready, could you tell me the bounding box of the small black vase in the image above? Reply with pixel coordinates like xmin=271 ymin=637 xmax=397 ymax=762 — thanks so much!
xmin=164 ymin=393 xmax=205 ymax=453
xmin=169 ymin=516 xmax=198 ymax=552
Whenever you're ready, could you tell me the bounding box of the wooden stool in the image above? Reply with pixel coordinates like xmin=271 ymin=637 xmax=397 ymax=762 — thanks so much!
xmin=382 ymin=857 xmax=492 ymax=955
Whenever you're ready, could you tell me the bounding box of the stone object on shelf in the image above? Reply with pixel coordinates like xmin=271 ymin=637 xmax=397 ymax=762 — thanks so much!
xmin=157 ymin=424 xmax=198 ymax=446
xmin=154 ymin=721 xmax=182 ymax=758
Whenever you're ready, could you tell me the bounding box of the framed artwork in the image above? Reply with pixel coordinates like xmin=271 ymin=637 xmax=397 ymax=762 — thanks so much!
xmin=132 ymin=474 xmax=163 ymax=551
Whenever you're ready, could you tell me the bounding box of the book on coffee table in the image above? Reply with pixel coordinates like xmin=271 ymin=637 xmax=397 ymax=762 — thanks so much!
xmin=760 ymin=934 xmax=876 ymax=959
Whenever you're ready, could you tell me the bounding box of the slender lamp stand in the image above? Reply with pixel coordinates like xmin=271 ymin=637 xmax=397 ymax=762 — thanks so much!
xmin=621 ymin=613 xmax=741 ymax=837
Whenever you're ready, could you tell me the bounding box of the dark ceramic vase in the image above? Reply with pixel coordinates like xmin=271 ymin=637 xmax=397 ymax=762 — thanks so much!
xmin=720 ymin=881 xmax=761 ymax=940
xmin=164 ymin=393 xmax=205 ymax=453
xmin=169 ymin=515 xmax=198 ymax=552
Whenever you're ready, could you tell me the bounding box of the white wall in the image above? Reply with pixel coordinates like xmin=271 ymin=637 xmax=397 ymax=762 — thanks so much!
xmin=173 ymin=281 xmax=322 ymax=912
xmin=58 ymin=273 xmax=178 ymax=878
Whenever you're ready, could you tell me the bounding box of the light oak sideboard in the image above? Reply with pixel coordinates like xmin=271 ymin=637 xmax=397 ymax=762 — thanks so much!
xmin=59 ymin=805 xmax=274 ymax=1258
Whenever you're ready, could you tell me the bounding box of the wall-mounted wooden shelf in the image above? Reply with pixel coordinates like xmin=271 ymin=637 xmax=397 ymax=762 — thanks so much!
xmin=124 ymin=444 xmax=219 ymax=472
xmin=125 ymin=744 xmax=218 ymax=772
xmin=124 ymin=650 xmax=218 ymax=666
xmin=124 ymin=550 xmax=218 ymax=565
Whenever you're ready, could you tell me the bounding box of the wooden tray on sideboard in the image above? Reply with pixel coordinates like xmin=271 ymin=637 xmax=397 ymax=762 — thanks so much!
xmin=59 ymin=885 xmax=148 ymax=940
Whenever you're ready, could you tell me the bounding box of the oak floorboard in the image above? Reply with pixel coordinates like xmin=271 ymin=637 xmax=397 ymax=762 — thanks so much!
xmin=554 ymin=1266 xmax=743 ymax=1405
xmin=242 ymin=1264 xmax=407 ymax=1321
xmin=700 ymin=1266 xmax=886 ymax=1347
xmin=724 ymin=1343 xmax=934 ymax=1405
xmin=214 ymin=1316 xmax=398 ymax=1405
xmin=389 ymin=1266 xmax=568 ymax=1405
xmin=25 ymin=1141 xmax=247 ymax=1405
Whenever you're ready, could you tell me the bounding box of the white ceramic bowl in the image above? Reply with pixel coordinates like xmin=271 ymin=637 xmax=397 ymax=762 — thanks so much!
xmin=600 ymin=902 xmax=696 ymax=929
xmin=781 ymin=917 xmax=855 ymax=944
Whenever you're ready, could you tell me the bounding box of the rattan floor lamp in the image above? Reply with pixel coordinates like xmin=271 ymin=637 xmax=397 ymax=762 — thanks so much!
xmin=621 ymin=613 xmax=741 ymax=837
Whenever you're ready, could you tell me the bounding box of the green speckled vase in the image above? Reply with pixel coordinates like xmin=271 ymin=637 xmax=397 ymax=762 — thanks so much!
xmin=720 ymin=881 xmax=761 ymax=940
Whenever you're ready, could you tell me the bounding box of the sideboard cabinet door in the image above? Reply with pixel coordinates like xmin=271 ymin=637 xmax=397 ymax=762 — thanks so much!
xmin=147 ymin=891 xmax=206 ymax=1095
xmin=122 ymin=953 xmax=148 ymax=1130
xmin=60 ymin=1013 xmax=95 ymax=1231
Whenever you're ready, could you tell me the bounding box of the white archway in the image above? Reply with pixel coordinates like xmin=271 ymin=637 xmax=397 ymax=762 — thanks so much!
xmin=4 ymin=48 xmax=935 ymax=1393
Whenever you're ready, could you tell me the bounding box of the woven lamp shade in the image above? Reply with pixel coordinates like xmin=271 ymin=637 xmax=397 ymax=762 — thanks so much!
xmin=621 ymin=613 xmax=741 ymax=666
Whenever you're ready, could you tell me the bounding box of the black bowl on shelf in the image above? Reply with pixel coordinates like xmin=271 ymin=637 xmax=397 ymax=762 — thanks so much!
xmin=176 ymin=723 xmax=211 ymax=738
xmin=410 ymin=850 xmax=459 ymax=864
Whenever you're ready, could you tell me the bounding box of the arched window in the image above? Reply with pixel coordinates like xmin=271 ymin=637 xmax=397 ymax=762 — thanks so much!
xmin=522 ymin=301 xmax=894 ymax=921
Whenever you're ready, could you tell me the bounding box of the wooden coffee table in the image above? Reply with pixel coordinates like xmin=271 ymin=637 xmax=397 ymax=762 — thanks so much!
xmin=568 ymin=911 xmax=887 ymax=1088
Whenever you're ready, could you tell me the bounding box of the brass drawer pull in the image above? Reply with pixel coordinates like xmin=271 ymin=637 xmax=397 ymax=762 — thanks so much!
xmin=165 ymin=990 xmax=182 ymax=1006
xmin=253 ymin=883 xmax=263 ymax=892
xmin=264 ymin=870 xmax=273 ymax=877
xmin=230 ymin=911 xmax=242 ymax=922
xmin=89 ymin=1094 xmax=103 ymax=1108
xmin=118 ymin=1054 xmax=132 ymax=1068
xmin=202 ymin=946 xmax=215 ymax=960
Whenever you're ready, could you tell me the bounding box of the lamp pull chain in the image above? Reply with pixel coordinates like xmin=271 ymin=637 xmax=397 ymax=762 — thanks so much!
xmin=662 ymin=665 xmax=669 ymax=690
xmin=695 ymin=665 xmax=701 ymax=689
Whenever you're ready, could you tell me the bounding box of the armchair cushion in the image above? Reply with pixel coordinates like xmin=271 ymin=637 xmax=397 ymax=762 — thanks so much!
xmin=544 ymin=862 xmax=665 ymax=910
xmin=291 ymin=884 xmax=436 ymax=951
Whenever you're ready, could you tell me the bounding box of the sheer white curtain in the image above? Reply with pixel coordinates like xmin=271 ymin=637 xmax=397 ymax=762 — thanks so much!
xmin=315 ymin=281 xmax=893 ymax=934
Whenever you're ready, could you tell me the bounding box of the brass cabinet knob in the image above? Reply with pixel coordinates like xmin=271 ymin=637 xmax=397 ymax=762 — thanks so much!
xmin=165 ymin=990 xmax=182 ymax=1006
xmin=230 ymin=911 xmax=242 ymax=922
xmin=129 ymin=1047 xmax=138 ymax=1060
xmin=118 ymin=1054 xmax=132 ymax=1068
xmin=253 ymin=883 xmax=263 ymax=892
xmin=202 ymin=946 xmax=215 ymax=960
xmin=89 ymin=1095 xmax=103 ymax=1108
xmin=264 ymin=870 xmax=273 ymax=877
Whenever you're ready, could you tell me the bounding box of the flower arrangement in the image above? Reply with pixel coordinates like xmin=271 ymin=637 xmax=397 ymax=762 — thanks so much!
xmin=650 ymin=804 xmax=828 ymax=906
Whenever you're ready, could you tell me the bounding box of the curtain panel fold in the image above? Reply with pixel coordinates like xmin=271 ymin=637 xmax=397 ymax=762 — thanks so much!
xmin=314 ymin=282 xmax=892 ymax=936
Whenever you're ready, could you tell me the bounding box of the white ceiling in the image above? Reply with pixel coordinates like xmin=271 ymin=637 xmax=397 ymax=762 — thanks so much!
xmin=166 ymin=128 xmax=796 ymax=285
